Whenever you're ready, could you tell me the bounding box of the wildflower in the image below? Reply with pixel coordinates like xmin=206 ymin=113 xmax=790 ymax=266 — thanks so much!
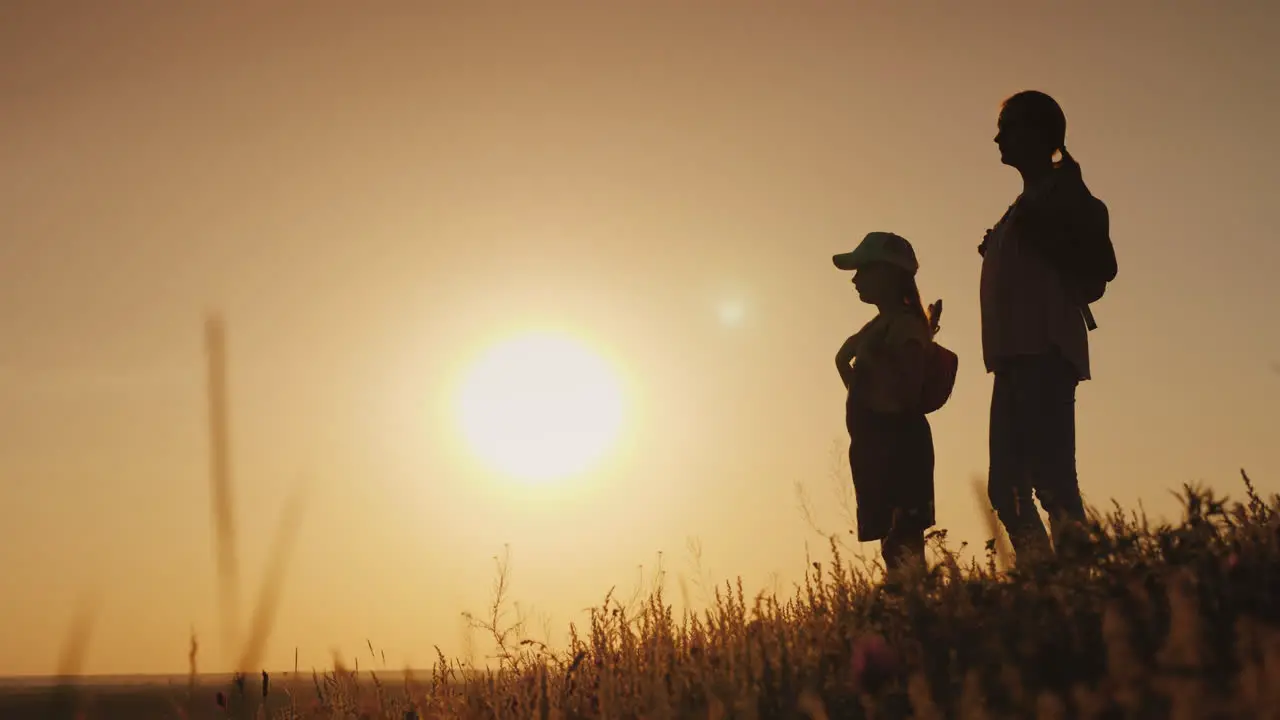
xmin=851 ymin=633 xmax=898 ymax=692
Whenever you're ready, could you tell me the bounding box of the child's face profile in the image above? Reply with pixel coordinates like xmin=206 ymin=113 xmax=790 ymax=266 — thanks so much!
xmin=852 ymin=262 xmax=899 ymax=306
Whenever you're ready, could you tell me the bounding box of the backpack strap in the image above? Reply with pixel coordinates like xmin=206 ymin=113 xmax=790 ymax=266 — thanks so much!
xmin=1081 ymin=306 xmax=1098 ymax=332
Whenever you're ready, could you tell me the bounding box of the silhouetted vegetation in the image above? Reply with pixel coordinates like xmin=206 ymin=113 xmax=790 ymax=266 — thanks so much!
xmin=7 ymin=474 xmax=1276 ymax=718
xmin=137 ymin=472 xmax=1280 ymax=717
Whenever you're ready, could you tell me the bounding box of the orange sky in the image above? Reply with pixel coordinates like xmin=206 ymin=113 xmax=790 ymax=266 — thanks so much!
xmin=2 ymin=1 xmax=1278 ymax=676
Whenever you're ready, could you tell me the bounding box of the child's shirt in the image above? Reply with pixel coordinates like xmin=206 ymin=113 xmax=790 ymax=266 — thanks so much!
xmin=846 ymin=308 xmax=932 ymax=416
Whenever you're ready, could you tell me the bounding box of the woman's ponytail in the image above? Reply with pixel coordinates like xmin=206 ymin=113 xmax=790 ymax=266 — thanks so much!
xmin=1056 ymin=144 xmax=1080 ymax=171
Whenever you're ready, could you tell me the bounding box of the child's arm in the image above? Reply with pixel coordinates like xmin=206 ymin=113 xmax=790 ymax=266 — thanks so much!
xmin=835 ymin=333 xmax=860 ymax=390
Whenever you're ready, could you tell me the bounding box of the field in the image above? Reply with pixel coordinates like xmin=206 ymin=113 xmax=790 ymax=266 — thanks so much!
xmin=8 ymin=472 xmax=1279 ymax=719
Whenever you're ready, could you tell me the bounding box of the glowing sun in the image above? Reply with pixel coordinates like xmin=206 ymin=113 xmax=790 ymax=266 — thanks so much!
xmin=456 ymin=331 xmax=625 ymax=483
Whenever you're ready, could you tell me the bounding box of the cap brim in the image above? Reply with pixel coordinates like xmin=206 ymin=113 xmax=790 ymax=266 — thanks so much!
xmin=832 ymin=250 xmax=864 ymax=271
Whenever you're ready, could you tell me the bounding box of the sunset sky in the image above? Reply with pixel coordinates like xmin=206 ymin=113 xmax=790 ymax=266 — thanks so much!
xmin=2 ymin=1 xmax=1278 ymax=677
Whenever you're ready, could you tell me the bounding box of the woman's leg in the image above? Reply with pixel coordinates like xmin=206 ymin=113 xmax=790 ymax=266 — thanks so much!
xmin=989 ymin=364 xmax=1052 ymax=562
xmin=882 ymin=524 xmax=926 ymax=573
xmin=1020 ymin=352 xmax=1086 ymax=550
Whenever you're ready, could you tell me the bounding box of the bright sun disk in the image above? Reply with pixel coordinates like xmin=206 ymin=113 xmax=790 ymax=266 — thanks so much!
xmin=456 ymin=331 xmax=624 ymax=483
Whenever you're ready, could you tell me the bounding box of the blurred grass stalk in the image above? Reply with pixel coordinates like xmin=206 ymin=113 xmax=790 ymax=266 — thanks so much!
xmin=204 ymin=311 xmax=307 ymax=719
xmin=205 ymin=312 xmax=242 ymax=665
xmin=47 ymin=590 xmax=99 ymax=719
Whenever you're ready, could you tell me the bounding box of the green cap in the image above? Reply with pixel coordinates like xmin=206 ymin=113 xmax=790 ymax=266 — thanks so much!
xmin=832 ymin=231 xmax=919 ymax=275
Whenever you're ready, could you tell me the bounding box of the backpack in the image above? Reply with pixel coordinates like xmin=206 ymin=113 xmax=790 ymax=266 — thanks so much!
xmin=919 ymin=341 xmax=959 ymax=415
xmin=1020 ymin=161 xmax=1118 ymax=320
xmin=918 ymin=299 xmax=958 ymax=415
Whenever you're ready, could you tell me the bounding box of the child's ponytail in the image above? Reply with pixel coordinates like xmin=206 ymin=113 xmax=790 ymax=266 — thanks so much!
xmin=903 ymin=276 xmax=935 ymax=337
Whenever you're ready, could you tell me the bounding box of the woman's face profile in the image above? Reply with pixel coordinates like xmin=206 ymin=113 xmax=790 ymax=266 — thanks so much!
xmin=994 ymin=104 xmax=1052 ymax=168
